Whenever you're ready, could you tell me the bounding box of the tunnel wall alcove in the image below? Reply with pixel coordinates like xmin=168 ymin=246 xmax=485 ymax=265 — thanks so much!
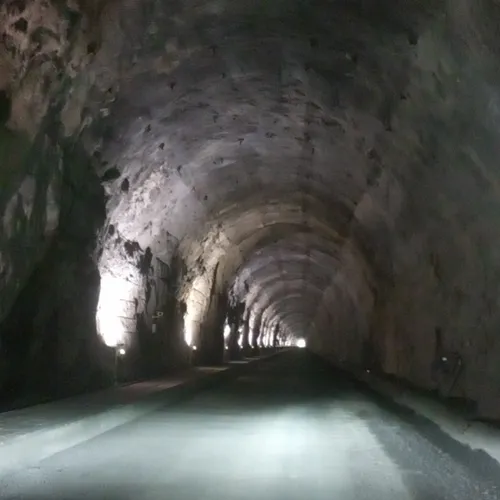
xmin=1 ymin=0 xmax=500 ymax=419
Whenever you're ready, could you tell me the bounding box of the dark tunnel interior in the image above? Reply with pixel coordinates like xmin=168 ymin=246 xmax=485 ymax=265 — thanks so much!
xmin=1 ymin=0 xmax=500 ymax=423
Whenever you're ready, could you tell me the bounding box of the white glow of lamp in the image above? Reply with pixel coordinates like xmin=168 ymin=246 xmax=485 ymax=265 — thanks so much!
xmin=96 ymin=275 xmax=132 ymax=348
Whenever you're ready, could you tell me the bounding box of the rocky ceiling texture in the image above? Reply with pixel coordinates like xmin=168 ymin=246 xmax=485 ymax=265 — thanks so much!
xmin=1 ymin=0 xmax=500 ymax=417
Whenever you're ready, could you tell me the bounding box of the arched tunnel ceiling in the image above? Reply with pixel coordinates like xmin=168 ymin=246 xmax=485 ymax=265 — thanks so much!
xmin=82 ymin=0 xmax=413 ymax=339
xmin=87 ymin=3 xmax=417 ymax=228
xmin=230 ymin=231 xmax=365 ymax=337
xmin=96 ymin=36 xmax=383 ymax=252
xmin=59 ymin=0 xmax=500 ymax=340
xmin=3 ymin=0 xmax=500 ymax=412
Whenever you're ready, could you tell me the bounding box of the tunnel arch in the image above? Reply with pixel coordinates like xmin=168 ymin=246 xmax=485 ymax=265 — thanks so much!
xmin=176 ymin=199 xmax=376 ymax=357
xmin=1 ymin=0 xmax=500 ymax=419
xmin=76 ymin=0 xmax=412 ymax=367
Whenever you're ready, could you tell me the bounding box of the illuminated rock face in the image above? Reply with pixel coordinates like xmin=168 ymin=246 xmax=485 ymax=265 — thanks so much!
xmin=1 ymin=0 xmax=500 ymax=416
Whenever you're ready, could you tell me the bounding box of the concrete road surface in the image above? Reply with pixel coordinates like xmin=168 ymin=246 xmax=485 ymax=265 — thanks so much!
xmin=1 ymin=351 xmax=499 ymax=500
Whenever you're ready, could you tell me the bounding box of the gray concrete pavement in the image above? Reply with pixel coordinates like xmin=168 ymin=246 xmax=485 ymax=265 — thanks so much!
xmin=1 ymin=351 xmax=499 ymax=500
xmin=0 ymin=354 xmax=283 ymax=475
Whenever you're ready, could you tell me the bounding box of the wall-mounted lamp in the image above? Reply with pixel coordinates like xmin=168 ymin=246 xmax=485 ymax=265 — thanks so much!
xmin=113 ymin=343 xmax=127 ymax=386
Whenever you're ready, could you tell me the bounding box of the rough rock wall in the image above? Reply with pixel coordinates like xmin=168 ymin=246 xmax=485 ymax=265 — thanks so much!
xmin=0 ymin=0 xmax=109 ymax=404
xmin=0 ymin=135 xmax=107 ymax=405
xmin=308 ymin=242 xmax=375 ymax=369
xmin=303 ymin=3 xmax=500 ymax=419
xmin=366 ymin=10 xmax=500 ymax=419
xmin=0 ymin=0 xmax=102 ymax=320
xmin=0 ymin=0 xmax=158 ymax=404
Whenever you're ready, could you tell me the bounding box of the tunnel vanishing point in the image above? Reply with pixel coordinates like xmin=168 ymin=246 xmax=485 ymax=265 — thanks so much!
xmin=0 ymin=0 xmax=500 ymax=417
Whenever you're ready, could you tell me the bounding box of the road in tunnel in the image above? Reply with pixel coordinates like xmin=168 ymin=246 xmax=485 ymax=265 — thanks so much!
xmin=1 ymin=351 xmax=498 ymax=500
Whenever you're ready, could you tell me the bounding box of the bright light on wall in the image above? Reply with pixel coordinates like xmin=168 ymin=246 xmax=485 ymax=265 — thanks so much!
xmin=265 ymin=330 xmax=271 ymax=347
xmin=224 ymin=322 xmax=231 ymax=339
xmin=296 ymin=338 xmax=307 ymax=348
xmin=183 ymin=297 xmax=198 ymax=347
xmin=183 ymin=275 xmax=212 ymax=347
xmin=184 ymin=320 xmax=194 ymax=347
xmin=97 ymin=274 xmax=137 ymax=347
xmin=248 ymin=311 xmax=255 ymax=347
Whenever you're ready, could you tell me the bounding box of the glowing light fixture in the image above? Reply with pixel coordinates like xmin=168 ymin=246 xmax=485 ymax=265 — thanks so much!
xmin=118 ymin=348 xmax=126 ymax=356
xmin=97 ymin=274 xmax=136 ymax=347
xmin=296 ymin=338 xmax=306 ymax=348
xmin=184 ymin=322 xmax=194 ymax=347
xmin=224 ymin=322 xmax=231 ymax=339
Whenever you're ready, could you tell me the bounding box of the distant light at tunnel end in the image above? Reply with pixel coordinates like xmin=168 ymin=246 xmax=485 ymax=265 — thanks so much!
xmin=296 ymin=338 xmax=306 ymax=348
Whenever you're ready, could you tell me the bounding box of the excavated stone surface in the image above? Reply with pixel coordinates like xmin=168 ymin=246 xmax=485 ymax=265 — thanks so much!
xmin=1 ymin=0 xmax=500 ymax=417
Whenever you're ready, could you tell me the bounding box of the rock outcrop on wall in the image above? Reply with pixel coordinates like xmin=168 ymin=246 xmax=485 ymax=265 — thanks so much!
xmin=1 ymin=0 xmax=500 ymax=418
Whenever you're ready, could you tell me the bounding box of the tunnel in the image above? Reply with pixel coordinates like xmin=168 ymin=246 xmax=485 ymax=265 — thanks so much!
xmin=1 ymin=0 xmax=500 ymax=497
